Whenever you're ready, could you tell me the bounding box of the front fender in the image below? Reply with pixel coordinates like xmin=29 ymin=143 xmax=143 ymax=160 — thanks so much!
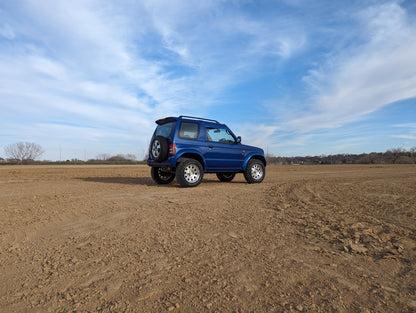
xmin=243 ymin=154 xmax=267 ymax=171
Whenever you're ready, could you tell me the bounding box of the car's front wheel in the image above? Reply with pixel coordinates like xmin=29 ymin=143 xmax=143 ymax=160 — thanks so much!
xmin=244 ymin=159 xmax=265 ymax=183
xmin=151 ymin=167 xmax=175 ymax=184
xmin=176 ymin=158 xmax=204 ymax=187
xmin=216 ymin=172 xmax=236 ymax=182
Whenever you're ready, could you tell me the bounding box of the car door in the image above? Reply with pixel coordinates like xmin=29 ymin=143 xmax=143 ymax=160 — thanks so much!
xmin=204 ymin=126 xmax=244 ymax=170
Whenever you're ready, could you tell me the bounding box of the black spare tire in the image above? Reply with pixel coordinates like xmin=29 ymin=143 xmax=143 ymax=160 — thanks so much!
xmin=150 ymin=136 xmax=168 ymax=161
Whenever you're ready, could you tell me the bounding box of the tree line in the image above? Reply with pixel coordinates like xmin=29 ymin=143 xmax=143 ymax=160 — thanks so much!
xmin=0 ymin=142 xmax=142 ymax=164
xmin=2 ymin=141 xmax=415 ymax=165
xmin=267 ymin=147 xmax=416 ymax=165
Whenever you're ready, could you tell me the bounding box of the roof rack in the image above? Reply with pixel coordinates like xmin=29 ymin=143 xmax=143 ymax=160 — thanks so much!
xmin=179 ymin=115 xmax=220 ymax=124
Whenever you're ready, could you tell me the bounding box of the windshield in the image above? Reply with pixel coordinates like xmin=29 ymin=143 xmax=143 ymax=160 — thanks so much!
xmin=155 ymin=122 xmax=176 ymax=138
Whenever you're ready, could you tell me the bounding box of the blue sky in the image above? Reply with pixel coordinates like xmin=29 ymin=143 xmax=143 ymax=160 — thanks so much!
xmin=1 ymin=0 xmax=415 ymax=160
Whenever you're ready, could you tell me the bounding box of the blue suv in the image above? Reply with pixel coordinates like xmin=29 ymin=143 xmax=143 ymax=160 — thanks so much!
xmin=147 ymin=116 xmax=266 ymax=187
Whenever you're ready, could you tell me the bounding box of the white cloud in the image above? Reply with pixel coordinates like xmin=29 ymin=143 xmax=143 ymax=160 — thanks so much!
xmin=30 ymin=56 xmax=68 ymax=80
xmin=233 ymin=123 xmax=280 ymax=149
xmin=287 ymin=2 xmax=416 ymax=133
xmin=392 ymin=135 xmax=416 ymax=140
xmin=0 ymin=23 xmax=15 ymax=39
xmin=1 ymin=1 xmax=200 ymax=125
xmin=392 ymin=123 xmax=416 ymax=141
xmin=394 ymin=123 xmax=416 ymax=129
xmin=143 ymin=0 xmax=306 ymax=83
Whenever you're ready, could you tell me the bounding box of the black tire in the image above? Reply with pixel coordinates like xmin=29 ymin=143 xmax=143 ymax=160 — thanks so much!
xmin=176 ymin=158 xmax=204 ymax=187
xmin=216 ymin=172 xmax=236 ymax=182
xmin=150 ymin=136 xmax=168 ymax=161
xmin=151 ymin=167 xmax=175 ymax=184
xmin=244 ymin=159 xmax=265 ymax=183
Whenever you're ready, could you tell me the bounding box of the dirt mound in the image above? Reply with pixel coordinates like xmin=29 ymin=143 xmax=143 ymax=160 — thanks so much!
xmin=0 ymin=164 xmax=415 ymax=312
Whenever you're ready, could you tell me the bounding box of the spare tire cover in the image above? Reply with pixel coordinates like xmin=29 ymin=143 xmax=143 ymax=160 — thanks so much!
xmin=150 ymin=136 xmax=168 ymax=161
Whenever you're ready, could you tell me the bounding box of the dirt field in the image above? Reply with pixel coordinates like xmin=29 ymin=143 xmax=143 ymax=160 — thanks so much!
xmin=0 ymin=164 xmax=415 ymax=312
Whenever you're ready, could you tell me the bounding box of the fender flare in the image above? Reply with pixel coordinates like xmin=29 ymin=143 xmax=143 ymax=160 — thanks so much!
xmin=243 ymin=154 xmax=267 ymax=171
xmin=175 ymin=150 xmax=207 ymax=169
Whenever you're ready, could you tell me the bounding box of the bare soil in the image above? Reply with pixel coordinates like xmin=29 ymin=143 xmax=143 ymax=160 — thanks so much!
xmin=0 ymin=164 xmax=415 ymax=312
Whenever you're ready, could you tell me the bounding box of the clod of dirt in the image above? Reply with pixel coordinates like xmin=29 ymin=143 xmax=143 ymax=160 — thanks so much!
xmin=348 ymin=243 xmax=368 ymax=254
xmin=409 ymin=300 xmax=416 ymax=309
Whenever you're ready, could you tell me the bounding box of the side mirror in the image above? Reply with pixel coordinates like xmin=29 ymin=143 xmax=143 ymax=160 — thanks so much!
xmin=236 ymin=136 xmax=241 ymax=144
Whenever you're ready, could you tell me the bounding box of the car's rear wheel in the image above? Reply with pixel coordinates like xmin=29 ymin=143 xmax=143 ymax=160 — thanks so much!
xmin=151 ymin=167 xmax=175 ymax=184
xmin=150 ymin=136 xmax=168 ymax=161
xmin=216 ymin=172 xmax=236 ymax=182
xmin=176 ymin=158 xmax=203 ymax=187
xmin=244 ymin=159 xmax=265 ymax=183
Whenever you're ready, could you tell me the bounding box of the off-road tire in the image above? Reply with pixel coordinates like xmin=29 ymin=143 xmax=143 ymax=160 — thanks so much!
xmin=176 ymin=158 xmax=204 ymax=187
xmin=150 ymin=136 xmax=168 ymax=162
xmin=151 ymin=167 xmax=175 ymax=184
xmin=244 ymin=159 xmax=265 ymax=183
xmin=216 ymin=172 xmax=236 ymax=182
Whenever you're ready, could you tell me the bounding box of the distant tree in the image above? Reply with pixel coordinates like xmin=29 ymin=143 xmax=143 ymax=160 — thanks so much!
xmin=396 ymin=155 xmax=413 ymax=164
xmin=96 ymin=154 xmax=111 ymax=161
xmin=386 ymin=148 xmax=405 ymax=164
xmin=357 ymin=154 xmax=372 ymax=164
xmin=108 ymin=154 xmax=127 ymax=162
xmin=410 ymin=147 xmax=416 ymax=164
xmin=125 ymin=154 xmax=136 ymax=161
xmin=4 ymin=142 xmax=44 ymax=164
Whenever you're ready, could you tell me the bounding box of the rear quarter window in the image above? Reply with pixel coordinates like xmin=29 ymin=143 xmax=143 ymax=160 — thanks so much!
xmin=155 ymin=122 xmax=176 ymax=138
xmin=178 ymin=122 xmax=199 ymax=140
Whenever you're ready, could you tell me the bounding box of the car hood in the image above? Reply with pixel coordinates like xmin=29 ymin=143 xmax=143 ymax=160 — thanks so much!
xmin=240 ymin=144 xmax=264 ymax=154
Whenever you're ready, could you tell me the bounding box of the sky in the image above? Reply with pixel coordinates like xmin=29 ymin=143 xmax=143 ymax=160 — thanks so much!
xmin=1 ymin=0 xmax=416 ymax=161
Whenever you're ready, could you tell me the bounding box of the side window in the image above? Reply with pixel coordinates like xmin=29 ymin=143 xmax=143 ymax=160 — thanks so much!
xmin=178 ymin=122 xmax=199 ymax=140
xmin=207 ymin=128 xmax=236 ymax=144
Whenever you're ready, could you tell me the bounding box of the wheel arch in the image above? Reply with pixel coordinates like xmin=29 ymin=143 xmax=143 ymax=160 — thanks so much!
xmin=243 ymin=154 xmax=266 ymax=171
xmin=176 ymin=152 xmax=205 ymax=169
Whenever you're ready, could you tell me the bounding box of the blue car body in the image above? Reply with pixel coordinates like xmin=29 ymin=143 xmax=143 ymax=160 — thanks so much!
xmin=147 ymin=116 xmax=266 ymax=187
xmin=147 ymin=116 xmax=266 ymax=173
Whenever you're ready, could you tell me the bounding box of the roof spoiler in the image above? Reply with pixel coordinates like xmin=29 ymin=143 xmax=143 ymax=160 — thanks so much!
xmin=156 ymin=117 xmax=177 ymax=125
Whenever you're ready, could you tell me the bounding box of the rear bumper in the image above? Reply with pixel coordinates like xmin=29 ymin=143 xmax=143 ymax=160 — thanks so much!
xmin=147 ymin=158 xmax=174 ymax=169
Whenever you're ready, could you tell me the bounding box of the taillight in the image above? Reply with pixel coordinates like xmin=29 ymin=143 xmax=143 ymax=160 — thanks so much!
xmin=169 ymin=143 xmax=176 ymax=156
